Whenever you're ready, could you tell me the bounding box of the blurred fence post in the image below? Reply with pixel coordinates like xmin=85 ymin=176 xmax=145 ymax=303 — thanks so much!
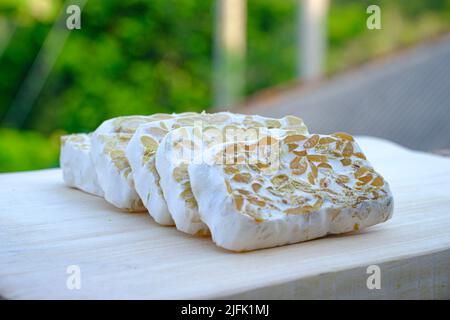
xmin=298 ymin=0 xmax=329 ymax=82
xmin=214 ymin=0 xmax=247 ymax=109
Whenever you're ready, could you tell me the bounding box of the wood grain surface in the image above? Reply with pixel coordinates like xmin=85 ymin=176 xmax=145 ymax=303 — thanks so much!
xmin=0 ymin=137 xmax=449 ymax=299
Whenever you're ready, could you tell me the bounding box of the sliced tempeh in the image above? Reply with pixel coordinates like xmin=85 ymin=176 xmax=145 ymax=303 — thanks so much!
xmin=154 ymin=114 xmax=309 ymax=234
xmin=188 ymin=132 xmax=394 ymax=251
xmin=91 ymin=114 xmax=190 ymax=211
xmin=126 ymin=113 xmax=206 ymax=224
xmin=60 ymin=133 xmax=103 ymax=197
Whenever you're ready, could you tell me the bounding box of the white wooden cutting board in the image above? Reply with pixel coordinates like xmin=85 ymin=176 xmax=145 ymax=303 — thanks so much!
xmin=0 ymin=137 xmax=449 ymax=299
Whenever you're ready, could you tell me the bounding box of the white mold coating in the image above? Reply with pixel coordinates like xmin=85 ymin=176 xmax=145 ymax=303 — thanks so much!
xmin=126 ymin=113 xmax=206 ymax=224
xmin=60 ymin=133 xmax=104 ymax=197
xmin=154 ymin=113 xmax=309 ymax=235
xmin=91 ymin=114 xmax=181 ymax=211
xmin=188 ymin=132 xmax=394 ymax=251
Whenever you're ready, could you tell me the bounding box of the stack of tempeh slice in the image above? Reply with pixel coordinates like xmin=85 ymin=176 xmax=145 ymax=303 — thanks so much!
xmin=60 ymin=111 xmax=393 ymax=251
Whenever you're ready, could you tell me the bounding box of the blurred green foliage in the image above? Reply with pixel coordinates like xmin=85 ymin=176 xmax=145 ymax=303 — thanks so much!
xmin=0 ymin=128 xmax=60 ymax=172
xmin=0 ymin=0 xmax=449 ymax=172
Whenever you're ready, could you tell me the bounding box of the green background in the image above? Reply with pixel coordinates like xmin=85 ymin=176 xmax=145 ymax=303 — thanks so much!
xmin=1 ymin=0 xmax=449 ymax=172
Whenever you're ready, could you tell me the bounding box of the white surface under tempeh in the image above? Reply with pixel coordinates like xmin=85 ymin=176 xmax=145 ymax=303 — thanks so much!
xmin=6 ymin=137 xmax=449 ymax=299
